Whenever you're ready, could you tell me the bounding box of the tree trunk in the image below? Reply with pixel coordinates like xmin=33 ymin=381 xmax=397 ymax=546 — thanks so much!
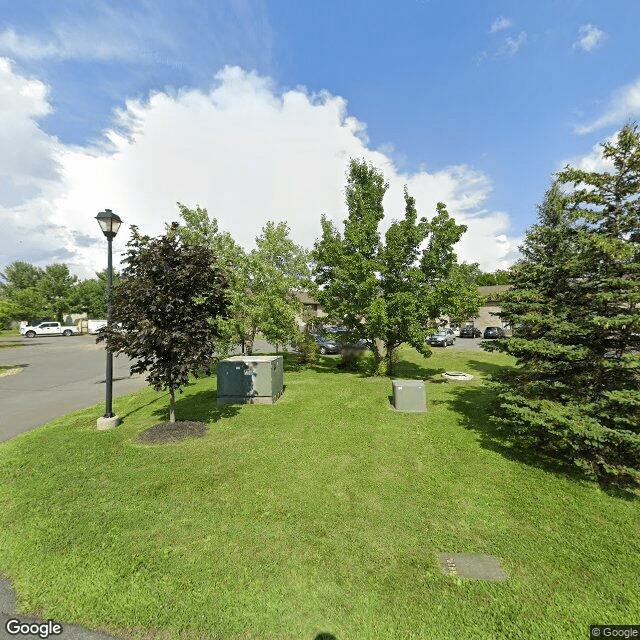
xmin=169 ymin=387 xmax=176 ymax=423
xmin=370 ymin=337 xmax=387 ymax=376
xmin=245 ymin=329 xmax=256 ymax=356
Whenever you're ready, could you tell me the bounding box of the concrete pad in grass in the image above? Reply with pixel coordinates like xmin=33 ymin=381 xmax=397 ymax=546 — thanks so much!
xmin=438 ymin=554 xmax=508 ymax=580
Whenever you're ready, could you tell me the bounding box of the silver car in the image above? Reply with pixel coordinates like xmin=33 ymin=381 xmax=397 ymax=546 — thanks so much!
xmin=427 ymin=331 xmax=455 ymax=347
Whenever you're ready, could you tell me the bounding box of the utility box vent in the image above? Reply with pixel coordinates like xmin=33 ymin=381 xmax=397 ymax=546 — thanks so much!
xmin=392 ymin=379 xmax=426 ymax=412
xmin=217 ymin=356 xmax=284 ymax=404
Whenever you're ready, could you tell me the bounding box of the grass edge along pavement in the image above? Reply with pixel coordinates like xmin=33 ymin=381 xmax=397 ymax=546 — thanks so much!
xmin=0 ymin=346 xmax=638 ymax=640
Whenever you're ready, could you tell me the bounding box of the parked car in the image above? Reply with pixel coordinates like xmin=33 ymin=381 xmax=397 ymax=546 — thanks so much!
xmin=20 ymin=321 xmax=79 ymax=338
xmin=427 ymin=331 xmax=455 ymax=347
xmin=459 ymin=325 xmax=482 ymax=338
xmin=483 ymin=326 xmax=505 ymax=339
xmin=448 ymin=325 xmax=461 ymax=337
xmin=309 ymin=333 xmax=342 ymax=355
xmin=321 ymin=326 xmax=372 ymax=350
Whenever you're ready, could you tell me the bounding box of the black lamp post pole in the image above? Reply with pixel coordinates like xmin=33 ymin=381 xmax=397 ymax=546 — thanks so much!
xmin=105 ymin=234 xmax=114 ymax=418
xmin=95 ymin=208 xmax=121 ymax=429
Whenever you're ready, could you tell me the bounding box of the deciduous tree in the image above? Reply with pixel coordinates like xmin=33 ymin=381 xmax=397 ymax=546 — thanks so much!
xmin=312 ymin=159 xmax=480 ymax=375
xmin=98 ymin=223 xmax=229 ymax=423
xmin=72 ymin=270 xmax=122 ymax=318
xmin=171 ymin=205 xmax=310 ymax=355
xmin=36 ymin=264 xmax=77 ymax=323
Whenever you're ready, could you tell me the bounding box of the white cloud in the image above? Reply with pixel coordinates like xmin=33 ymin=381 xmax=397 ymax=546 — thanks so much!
xmin=0 ymin=9 xmax=173 ymax=63
xmin=560 ymin=133 xmax=617 ymax=174
xmin=573 ymin=24 xmax=607 ymax=52
xmin=499 ymin=31 xmax=527 ymax=57
xmin=476 ymin=31 xmax=527 ymax=62
xmin=574 ymin=77 xmax=640 ymax=134
xmin=0 ymin=58 xmax=62 ymax=204
xmin=0 ymin=61 xmax=520 ymax=278
xmin=490 ymin=17 xmax=513 ymax=34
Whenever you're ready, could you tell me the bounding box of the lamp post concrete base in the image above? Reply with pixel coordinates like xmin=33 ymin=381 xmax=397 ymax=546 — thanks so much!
xmin=97 ymin=416 xmax=122 ymax=430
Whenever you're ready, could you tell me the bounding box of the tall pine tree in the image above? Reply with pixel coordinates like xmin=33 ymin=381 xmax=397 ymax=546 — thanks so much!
xmin=485 ymin=125 xmax=640 ymax=485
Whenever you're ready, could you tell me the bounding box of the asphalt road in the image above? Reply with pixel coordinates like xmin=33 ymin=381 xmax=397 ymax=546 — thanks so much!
xmin=0 ymin=334 xmax=149 ymax=443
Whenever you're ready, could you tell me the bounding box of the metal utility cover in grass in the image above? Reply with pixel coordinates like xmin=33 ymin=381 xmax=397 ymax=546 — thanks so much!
xmin=438 ymin=554 xmax=507 ymax=581
xmin=392 ymin=379 xmax=426 ymax=412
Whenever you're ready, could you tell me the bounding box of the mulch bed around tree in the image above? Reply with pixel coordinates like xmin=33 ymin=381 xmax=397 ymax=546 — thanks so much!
xmin=134 ymin=421 xmax=208 ymax=444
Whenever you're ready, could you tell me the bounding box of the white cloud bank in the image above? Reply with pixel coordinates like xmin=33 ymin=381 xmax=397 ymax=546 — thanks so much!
xmin=0 ymin=59 xmax=521 ymax=278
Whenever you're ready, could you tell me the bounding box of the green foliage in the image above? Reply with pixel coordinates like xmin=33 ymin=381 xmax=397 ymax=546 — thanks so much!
xmin=2 ymin=287 xmax=48 ymax=322
xmin=71 ymin=270 xmax=122 ymax=318
xmin=290 ymin=327 xmax=319 ymax=366
xmin=0 ymin=299 xmax=20 ymax=329
xmin=172 ymin=205 xmax=310 ymax=355
xmin=475 ymin=269 xmax=512 ymax=285
xmin=312 ymin=159 xmax=481 ymax=376
xmin=98 ymin=222 xmax=229 ymax=422
xmin=485 ymin=125 xmax=640 ymax=485
xmin=0 ymin=261 xmax=43 ymax=292
xmin=35 ymin=264 xmax=78 ymax=323
xmin=0 ymin=261 xmax=48 ymax=323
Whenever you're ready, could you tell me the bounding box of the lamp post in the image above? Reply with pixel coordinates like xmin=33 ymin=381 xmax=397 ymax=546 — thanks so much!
xmin=95 ymin=209 xmax=122 ymax=430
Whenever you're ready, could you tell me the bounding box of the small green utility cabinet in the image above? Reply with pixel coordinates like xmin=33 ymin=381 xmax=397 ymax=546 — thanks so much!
xmin=392 ymin=379 xmax=426 ymax=412
xmin=217 ymin=355 xmax=284 ymax=404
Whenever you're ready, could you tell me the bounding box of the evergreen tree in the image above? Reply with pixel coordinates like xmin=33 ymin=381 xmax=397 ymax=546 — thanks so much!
xmin=485 ymin=125 xmax=640 ymax=485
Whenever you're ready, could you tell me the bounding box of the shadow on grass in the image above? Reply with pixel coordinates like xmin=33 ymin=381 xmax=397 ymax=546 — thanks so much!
xmin=445 ymin=376 xmax=639 ymax=502
xmin=461 ymin=358 xmax=515 ymax=378
xmin=393 ymin=359 xmax=445 ymax=381
xmin=149 ymin=388 xmax=242 ymax=424
xmin=281 ymin=351 xmax=447 ymax=382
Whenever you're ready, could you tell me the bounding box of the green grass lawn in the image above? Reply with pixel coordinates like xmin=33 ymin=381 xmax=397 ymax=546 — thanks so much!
xmin=0 ymin=346 xmax=638 ymax=640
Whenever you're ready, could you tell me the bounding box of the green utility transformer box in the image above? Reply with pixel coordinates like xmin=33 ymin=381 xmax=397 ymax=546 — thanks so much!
xmin=392 ymin=379 xmax=426 ymax=412
xmin=217 ymin=355 xmax=284 ymax=404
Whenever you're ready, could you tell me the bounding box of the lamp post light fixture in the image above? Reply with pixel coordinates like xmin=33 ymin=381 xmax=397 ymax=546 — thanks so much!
xmin=96 ymin=208 xmax=123 ymax=430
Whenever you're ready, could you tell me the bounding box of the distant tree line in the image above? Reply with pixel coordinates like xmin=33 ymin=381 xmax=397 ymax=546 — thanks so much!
xmin=474 ymin=269 xmax=512 ymax=285
xmin=0 ymin=262 xmax=121 ymax=328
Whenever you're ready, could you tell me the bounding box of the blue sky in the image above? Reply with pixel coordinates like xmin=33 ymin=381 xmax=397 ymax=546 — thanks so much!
xmin=1 ymin=0 xmax=639 ymax=278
